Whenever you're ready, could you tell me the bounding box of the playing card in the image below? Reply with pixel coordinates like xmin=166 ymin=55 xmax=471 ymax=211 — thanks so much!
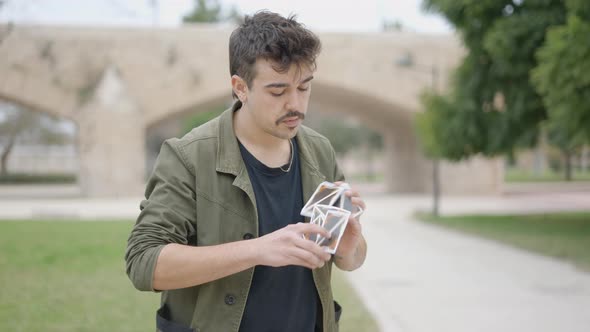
xmin=302 ymin=181 xmax=364 ymax=253
xmin=301 ymin=182 xmax=344 ymax=217
xmin=306 ymin=205 xmax=326 ymax=243
xmin=312 ymin=205 xmax=350 ymax=253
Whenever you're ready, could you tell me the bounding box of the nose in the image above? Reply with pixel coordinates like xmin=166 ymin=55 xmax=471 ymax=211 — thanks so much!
xmin=285 ymin=90 xmax=301 ymax=113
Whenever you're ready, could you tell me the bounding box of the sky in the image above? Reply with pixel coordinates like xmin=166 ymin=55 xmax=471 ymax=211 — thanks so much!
xmin=0 ymin=0 xmax=453 ymax=34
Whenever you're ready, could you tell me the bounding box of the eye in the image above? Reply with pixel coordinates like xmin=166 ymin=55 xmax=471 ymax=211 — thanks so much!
xmin=269 ymin=89 xmax=285 ymax=97
xmin=298 ymin=86 xmax=310 ymax=92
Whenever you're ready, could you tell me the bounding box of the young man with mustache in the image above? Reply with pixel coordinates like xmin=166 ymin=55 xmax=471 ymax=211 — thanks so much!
xmin=125 ymin=11 xmax=367 ymax=332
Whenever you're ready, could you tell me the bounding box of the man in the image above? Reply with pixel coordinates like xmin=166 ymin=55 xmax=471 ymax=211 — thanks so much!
xmin=125 ymin=11 xmax=367 ymax=332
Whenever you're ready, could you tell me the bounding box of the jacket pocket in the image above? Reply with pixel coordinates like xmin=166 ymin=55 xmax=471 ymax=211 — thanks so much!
xmin=157 ymin=305 xmax=195 ymax=332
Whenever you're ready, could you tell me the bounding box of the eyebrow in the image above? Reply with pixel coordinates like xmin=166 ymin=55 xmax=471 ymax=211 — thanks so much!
xmin=264 ymin=75 xmax=314 ymax=88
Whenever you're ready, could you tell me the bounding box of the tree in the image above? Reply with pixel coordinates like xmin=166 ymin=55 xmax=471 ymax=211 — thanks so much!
xmin=181 ymin=106 xmax=226 ymax=135
xmin=183 ymin=0 xmax=222 ymax=23
xmin=415 ymin=91 xmax=456 ymax=216
xmin=530 ymin=1 xmax=590 ymax=180
xmin=382 ymin=19 xmax=403 ymax=32
xmin=182 ymin=0 xmax=243 ymax=24
xmin=316 ymin=120 xmax=362 ymax=156
xmin=412 ymin=0 xmax=585 ymax=214
xmin=0 ymin=105 xmax=72 ymax=176
xmin=532 ymin=10 xmax=590 ymax=144
xmin=356 ymin=126 xmax=383 ymax=181
xmin=421 ymin=0 xmax=568 ymax=160
xmin=226 ymin=5 xmax=244 ymax=25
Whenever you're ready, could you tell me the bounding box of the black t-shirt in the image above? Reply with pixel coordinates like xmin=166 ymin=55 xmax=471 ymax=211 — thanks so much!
xmin=238 ymin=138 xmax=319 ymax=332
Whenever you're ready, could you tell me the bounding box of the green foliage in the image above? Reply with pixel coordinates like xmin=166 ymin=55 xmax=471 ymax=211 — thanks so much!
xmin=0 ymin=105 xmax=73 ymax=145
xmin=417 ymin=88 xmax=504 ymax=161
xmin=416 ymin=92 xmax=450 ymax=159
xmin=532 ymin=15 xmax=590 ymax=145
xmin=566 ymin=0 xmax=590 ymax=18
xmin=420 ymin=0 xmax=582 ymax=161
xmin=0 ymin=104 xmax=74 ymax=175
xmin=182 ymin=0 xmax=243 ymax=24
xmin=181 ymin=106 xmax=226 ymax=135
xmin=364 ymin=128 xmax=383 ymax=150
xmin=183 ymin=0 xmax=222 ymax=23
xmin=312 ymin=119 xmax=382 ymax=155
xmin=316 ymin=120 xmax=362 ymax=155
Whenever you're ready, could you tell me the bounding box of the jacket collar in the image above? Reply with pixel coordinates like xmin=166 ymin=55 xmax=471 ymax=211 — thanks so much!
xmin=216 ymin=101 xmax=244 ymax=176
xmin=215 ymin=100 xmax=324 ymax=179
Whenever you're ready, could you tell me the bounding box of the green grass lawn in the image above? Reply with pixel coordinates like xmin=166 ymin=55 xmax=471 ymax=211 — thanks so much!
xmin=0 ymin=220 xmax=377 ymax=332
xmin=417 ymin=212 xmax=590 ymax=271
xmin=505 ymin=168 xmax=590 ymax=182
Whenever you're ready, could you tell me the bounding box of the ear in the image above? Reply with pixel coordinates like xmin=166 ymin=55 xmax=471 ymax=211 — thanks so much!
xmin=231 ymin=75 xmax=249 ymax=103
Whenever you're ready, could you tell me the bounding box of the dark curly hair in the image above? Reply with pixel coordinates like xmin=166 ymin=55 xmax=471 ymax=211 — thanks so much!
xmin=229 ymin=11 xmax=321 ymax=99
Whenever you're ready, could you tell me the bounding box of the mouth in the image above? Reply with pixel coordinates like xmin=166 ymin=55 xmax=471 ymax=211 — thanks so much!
xmin=276 ymin=111 xmax=306 ymax=126
xmin=282 ymin=117 xmax=301 ymax=128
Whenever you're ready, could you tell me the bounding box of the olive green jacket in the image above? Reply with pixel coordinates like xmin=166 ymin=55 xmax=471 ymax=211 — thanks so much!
xmin=125 ymin=103 xmax=344 ymax=332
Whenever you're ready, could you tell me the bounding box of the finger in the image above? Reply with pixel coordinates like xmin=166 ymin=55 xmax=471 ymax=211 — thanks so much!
xmin=294 ymin=222 xmax=331 ymax=239
xmin=296 ymin=236 xmax=332 ymax=262
xmin=289 ymin=246 xmax=326 ymax=269
xmin=350 ymin=196 xmax=366 ymax=210
xmin=346 ymin=218 xmax=362 ymax=233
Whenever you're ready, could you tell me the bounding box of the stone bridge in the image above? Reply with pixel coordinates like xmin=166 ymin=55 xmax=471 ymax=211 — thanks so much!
xmin=0 ymin=24 xmax=502 ymax=197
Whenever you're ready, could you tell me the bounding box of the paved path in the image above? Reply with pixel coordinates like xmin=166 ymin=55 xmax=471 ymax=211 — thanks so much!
xmin=1 ymin=188 xmax=589 ymax=331
xmin=349 ymin=193 xmax=590 ymax=332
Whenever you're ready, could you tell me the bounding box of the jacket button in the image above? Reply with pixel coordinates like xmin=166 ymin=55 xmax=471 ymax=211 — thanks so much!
xmin=243 ymin=233 xmax=254 ymax=240
xmin=224 ymin=294 xmax=236 ymax=305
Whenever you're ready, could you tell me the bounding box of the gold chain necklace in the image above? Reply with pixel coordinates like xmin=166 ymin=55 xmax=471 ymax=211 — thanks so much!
xmin=279 ymin=139 xmax=294 ymax=173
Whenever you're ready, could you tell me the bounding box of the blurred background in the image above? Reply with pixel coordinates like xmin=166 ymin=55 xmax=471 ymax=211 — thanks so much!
xmin=1 ymin=1 xmax=589 ymax=331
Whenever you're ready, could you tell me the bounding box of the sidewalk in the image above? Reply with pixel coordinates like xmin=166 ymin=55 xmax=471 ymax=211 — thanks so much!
xmin=349 ymin=193 xmax=590 ymax=332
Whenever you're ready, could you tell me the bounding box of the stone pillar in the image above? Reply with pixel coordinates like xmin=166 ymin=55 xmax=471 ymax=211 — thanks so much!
xmin=75 ymin=66 xmax=145 ymax=197
xmin=383 ymin=126 xmax=429 ymax=193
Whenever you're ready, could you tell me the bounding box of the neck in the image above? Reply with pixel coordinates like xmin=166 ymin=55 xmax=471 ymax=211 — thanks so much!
xmin=233 ymin=103 xmax=286 ymax=148
xmin=233 ymin=103 xmax=291 ymax=167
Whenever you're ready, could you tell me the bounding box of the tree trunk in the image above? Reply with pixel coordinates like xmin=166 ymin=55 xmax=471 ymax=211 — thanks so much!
xmin=0 ymin=135 xmax=16 ymax=176
xmin=365 ymin=145 xmax=375 ymax=182
xmin=582 ymin=145 xmax=589 ymax=173
xmin=433 ymin=158 xmax=440 ymax=217
xmin=533 ymin=132 xmax=549 ymax=175
xmin=563 ymin=150 xmax=572 ymax=181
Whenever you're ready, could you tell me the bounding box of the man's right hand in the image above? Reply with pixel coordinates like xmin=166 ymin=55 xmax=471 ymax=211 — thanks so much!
xmin=150 ymin=222 xmax=331 ymax=290
xmin=254 ymin=222 xmax=332 ymax=270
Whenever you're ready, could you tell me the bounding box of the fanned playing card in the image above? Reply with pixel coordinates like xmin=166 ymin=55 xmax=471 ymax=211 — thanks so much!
xmin=301 ymin=182 xmax=343 ymax=217
xmin=313 ymin=205 xmax=350 ymax=253
xmin=302 ymin=181 xmax=364 ymax=253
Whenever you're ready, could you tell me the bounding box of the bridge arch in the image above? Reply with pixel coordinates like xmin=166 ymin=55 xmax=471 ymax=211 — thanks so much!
xmin=144 ymin=79 xmax=429 ymax=193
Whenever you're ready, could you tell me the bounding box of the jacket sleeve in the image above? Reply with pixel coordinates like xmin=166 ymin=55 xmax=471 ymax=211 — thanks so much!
xmin=125 ymin=139 xmax=197 ymax=292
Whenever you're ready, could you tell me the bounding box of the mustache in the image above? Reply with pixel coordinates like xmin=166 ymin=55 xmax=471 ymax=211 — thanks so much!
xmin=276 ymin=111 xmax=305 ymax=125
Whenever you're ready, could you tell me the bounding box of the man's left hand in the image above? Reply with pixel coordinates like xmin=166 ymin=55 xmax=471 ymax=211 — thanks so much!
xmin=334 ymin=182 xmax=366 ymax=259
